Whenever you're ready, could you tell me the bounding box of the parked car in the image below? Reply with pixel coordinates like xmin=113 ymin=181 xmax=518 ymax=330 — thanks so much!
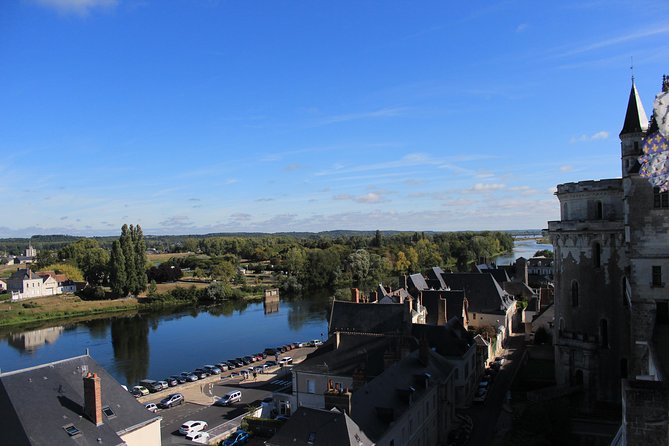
xmin=171 ymin=375 xmax=187 ymax=385
xmin=179 ymin=420 xmax=208 ymax=435
xmin=264 ymin=360 xmax=277 ymax=367
xmin=164 ymin=377 xmax=178 ymax=387
xmin=139 ymin=379 xmax=162 ymax=393
xmin=181 ymin=371 xmax=198 ymax=382
xmin=130 ymin=388 xmax=143 ymax=398
xmin=297 ymin=341 xmax=308 ymax=348
xmin=222 ymin=429 xmax=249 ymax=446
xmin=264 ymin=348 xmax=277 ymax=356
xmin=290 ymin=342 xmax=299 ymax=349
xmin=216 ymin=362 xmax=230 ymax=371
xmin=258 ymin=352 xmax=267 ymax=359
xmin=186 ymin=431 xmax=210 ymax=443
xmin=145 ymin=403 xmax=158 ymax=412
xmin=215 ymin=391 xmax=242 ymax=406
xmin=203 ymin=365 xmax=222 ymax=375
xmin=312 ymin=339 xmax=323 ymax=346
xmin=132 ymin=385 xmax=150 ymax=396
xmin=159 ymin=393 xmax=184 ymax=409
xmin=225 ymin=360 xmax=237 ymax=369
xmin=192 ymin=369 xmax=208 ymax=379
xmin=243 ymin=356 xmax=255 ymax=364
xmin=157 ymin=380 xmax=169 ymax=390
xmin=279 ymin=356 xmax=293 ymax=366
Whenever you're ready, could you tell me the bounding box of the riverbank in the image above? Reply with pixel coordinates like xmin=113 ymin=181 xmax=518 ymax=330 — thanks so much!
xmin=0 ymin=294 xmax=143 ymax=328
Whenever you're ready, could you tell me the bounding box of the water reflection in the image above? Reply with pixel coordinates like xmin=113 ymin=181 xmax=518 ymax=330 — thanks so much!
xmin=286 ymin=295 xmax=332 ymax=331
xmin=111 ymin=315 xmax=149 ymax=386
xmin=264 ymin=299 xmax=279 ymax=314
xmin=87 ymin=318 xmax=111 ymax=339
xmin=8 ymin=326 xmax=64 ymax=352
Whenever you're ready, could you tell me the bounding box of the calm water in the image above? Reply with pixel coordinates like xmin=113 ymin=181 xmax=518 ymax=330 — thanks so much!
xmin=494 ymin=237 xmax=553 ymax=265
xmin=0 ymin=296 xmax=330 ymax=387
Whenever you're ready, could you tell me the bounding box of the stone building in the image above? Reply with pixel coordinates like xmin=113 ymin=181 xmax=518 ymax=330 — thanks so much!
xmin=548 ymin=75 xmax=669 ymax=434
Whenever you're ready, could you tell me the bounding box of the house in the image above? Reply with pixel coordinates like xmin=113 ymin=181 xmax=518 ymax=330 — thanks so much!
xmin=0 ymin=354 xmax=162 ymax=446
xmin=266 ymin=407 xmax=373 ymax=446
xmin=346 ymin=347 xmax=455 ymax=446
xmin=441 ymin=272 xmax=516 ymax=344
xmin=7 ymin=268 xmax=58 ymax=300
xmin=412 ymin=318 xmax=478 ymax=406
xmin=0 ymin=279 xmax=6 ymax=292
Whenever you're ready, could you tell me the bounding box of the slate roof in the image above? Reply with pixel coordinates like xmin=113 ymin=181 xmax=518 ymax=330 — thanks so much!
xmin=412 ymin=317 xmax=475 ymax=357
xmin=620 ymin=81 xmax=649 ymax=136
xmin=329 ymin=300 xmax=410 ymax=335
xmin=425 ymin=267 xmax=447 ymax=290
xmin=267 ymin=407 xmax=373 ymax=446
xmin=293 ymin=334 xmax=392 ymax=378
xmin=408 ymin=273 xmax=429 ymax=291
xmin=441 ymin=273 xmax=513 ymax=315
xmin=349 ymin=349 xmax=453 ymax=442
xmin=9 ymin=268 xmax=40 ymax=280
xmin=0 ymin=355 xmax=160 ymax=446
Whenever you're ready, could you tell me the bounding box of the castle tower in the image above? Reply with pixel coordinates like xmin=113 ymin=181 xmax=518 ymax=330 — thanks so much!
xmin=619 ymin=80 xmax=648 ymax=178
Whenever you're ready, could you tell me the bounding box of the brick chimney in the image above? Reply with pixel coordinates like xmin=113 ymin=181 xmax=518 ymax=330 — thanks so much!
xmin=351 ymin=288 xmax=360 ymax=303
xmin=83 ymin=372 xmax=103 ymax=426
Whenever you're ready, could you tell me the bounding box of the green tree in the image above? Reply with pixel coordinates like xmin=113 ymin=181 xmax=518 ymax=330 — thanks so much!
xmin=347 ymin=249 xmax=371 ymax=288
xmin=415 ymin=239 xmax=443 ymax=271
xmin=109 ymin=240 xmax=127 ymax=296
xmin=284 ymin=246 xmax=307 ymax=276
xmin=120 ymin=224 xmax=138 ymax=295
xmin=394 ymin=251 xmax=411 ymax=275
xmin=147 ymin=280 xmax=158 ymax=297
xmin=133 ymin=225 xmax=148 ymax=293
xmin=534 ymin=249 xmax=553 ymax=258
xmin=44 ymin=262 xmax=84 ymax=282
xmin=211 ymin=260 xmax=237 ymax=283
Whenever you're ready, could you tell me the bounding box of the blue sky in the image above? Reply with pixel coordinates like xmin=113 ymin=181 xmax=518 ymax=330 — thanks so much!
xmin=1 ymin=0 xmax=668 ymax=236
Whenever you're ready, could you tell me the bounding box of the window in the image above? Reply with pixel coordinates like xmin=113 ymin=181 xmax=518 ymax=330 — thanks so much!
xmin=102 ymin=406 xmax=116 ymax=418
xmin=472 ymin=313 xmax=476 ymax=320
xmin=63 ymin=425 xmax=81 ymax=437
xmin=657 ymin=302 xmax=669 ymax=325
xmin=596 ymin=201 xmax=603 ymax=220
xmin=571 ymin=281 xmax=579 ymax=307
xmin=654 ymin=187 xmax=669 ymax=208
xmin=600 ymin=319 xmax=608 ymax=348
xmin=593 ymin=242 xmax=601 ymax=268
xmin=306 ymin=379 xmax=315 ymax=394
xmin=652 ymin=266 xmax=663 ymax=287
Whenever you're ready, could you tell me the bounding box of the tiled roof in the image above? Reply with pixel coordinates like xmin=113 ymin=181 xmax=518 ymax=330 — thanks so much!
xmin=411 ymin=317 xmax=474 ymax=357
xmin=266 ymin=407 xmax=373 ymax=446
xmin=620 ymin=82 xmax=649 ymax=136
xmin=0 ymin=355 xmax=160 ymax=446
xmin=441 ymin=272 xmax=513 ymax=315
xmin=329 ymin=300 xmax=410 ymax=335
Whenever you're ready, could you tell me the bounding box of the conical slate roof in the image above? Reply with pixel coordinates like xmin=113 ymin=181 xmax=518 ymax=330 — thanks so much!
xmin=620 ymin=82 xmax=649 ymax=136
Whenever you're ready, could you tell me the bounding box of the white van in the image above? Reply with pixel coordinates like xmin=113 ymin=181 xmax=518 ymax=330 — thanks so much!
xmin=215 ymin=390 xmax=242 ymax=406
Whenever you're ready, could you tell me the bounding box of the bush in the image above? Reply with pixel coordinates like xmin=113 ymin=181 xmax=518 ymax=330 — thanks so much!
xmin=80 ymin=286 xmax=108 ymax=300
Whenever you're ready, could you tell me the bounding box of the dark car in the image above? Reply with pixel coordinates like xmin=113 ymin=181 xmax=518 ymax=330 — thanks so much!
xmin=222 ymin=429 xmax=249 ymax=446
xmin=258 ymin=352 xmax=267 ymax=359
xmin=225 ymin=360 xmax=237 ymax=369
xmin=264 ymin=348 xmax=277 ymax=356
xmin=237 ymin=357 xmax=250 ymax=366
xmin=158 ymin=393 xmax=184 ymax=409
xmin=130 ymin=388 xmax=143 ymax=398
xmin=171 ymin=375 xmax=187 ymax=384
xmin=243 ymin=356 xmax=255 ymax=363
xmin=192 ymin=369 xmax=208 ymax=379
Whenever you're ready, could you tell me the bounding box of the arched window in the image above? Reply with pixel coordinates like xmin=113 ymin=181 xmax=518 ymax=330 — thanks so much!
xmin=600 ymin=319 xmax=608 ymax=348
xmin=571 ymin=281 xmax=579 ymax=307
xmin=596 ymin=201 xmax=603 ymax=220
xmin=593 ymin=242 xmax=601 ymax=268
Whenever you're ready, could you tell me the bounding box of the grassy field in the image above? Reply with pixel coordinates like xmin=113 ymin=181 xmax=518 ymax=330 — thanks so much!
xmin=152 ymin=281 xmax=209 ymax=294
xmin=0 ymin=263 xmax=20 ymax=279
xmin=0 ymin=294 xmax=141 ymax=327
xmin=146 ymin=252 xmax=194 ymax=266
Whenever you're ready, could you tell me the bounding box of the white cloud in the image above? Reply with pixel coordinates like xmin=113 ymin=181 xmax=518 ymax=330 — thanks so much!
xmin=317 ymin=107 xmax=408 ymax=126
xmin=554 ymin=24 xmax=669 ymax=59
xmin=469 ymin=183 xmax=506 ymax=192
xmin=32 ymin=0 xmax=118 ymax=15
xmin=570 ymin=130 xmax=609 ymax=143
xmin=560 ymin=164 xmax=573 ymax=172
xmin=334 ymin=192 xmax=386 ymax=203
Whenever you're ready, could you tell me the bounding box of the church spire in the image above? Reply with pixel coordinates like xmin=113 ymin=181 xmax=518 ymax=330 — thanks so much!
xmin=620 ymin=80 xmax=649 ymax=137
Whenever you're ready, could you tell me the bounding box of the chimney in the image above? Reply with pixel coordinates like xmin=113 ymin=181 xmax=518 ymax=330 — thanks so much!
xmin=351 ymin=288 xmax=360 ymax=303
xmin=83 ymin=372 xmax=103 ymax=426
xmin=399 ymin=274 xmax=407 ymax=290
xmin=370 ymin=290 xmax=378 ymax=302
xmin=324 ymin=389 xmax=352 ymax=415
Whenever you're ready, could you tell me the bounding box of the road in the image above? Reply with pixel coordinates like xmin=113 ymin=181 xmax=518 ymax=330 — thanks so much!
xmin=145 ymin=350 xmax=307 ymax=445
xmin=462 ymin=334 xmax=527 ymax=446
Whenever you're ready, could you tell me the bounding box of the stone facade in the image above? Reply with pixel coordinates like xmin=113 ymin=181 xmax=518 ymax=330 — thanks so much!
xmin=549 ymin=77 xmax=669 ymax=444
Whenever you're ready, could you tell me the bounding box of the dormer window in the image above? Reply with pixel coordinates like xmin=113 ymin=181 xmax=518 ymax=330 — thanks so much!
xmin=654 ymin=188 xmax=669 ymax=208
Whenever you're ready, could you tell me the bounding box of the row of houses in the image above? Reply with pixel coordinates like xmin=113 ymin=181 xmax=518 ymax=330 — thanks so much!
xmin=263 ymin=265 xmax=536 ymax=445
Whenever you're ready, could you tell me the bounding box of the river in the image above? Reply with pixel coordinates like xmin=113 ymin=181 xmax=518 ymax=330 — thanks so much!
xmin=494 ymin=237 xmax=552 ymax=266
xmin=0 ymin=238 xmax=551 ymax=386
xmin=0 ymin=295 xmax=331 ymax=387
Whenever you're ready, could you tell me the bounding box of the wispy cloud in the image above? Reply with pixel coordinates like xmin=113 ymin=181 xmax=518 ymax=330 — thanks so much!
xmin=570 ymin=130 xmax=609 ymax=143
xmin=560 ymin=164 xmax=573 ymax=172
xmin=467 ymin=183 xmax=506 ymax=192
xmin=316 ymin=107 xmax=409 ymax=126
xmin=516 ymin=23 xmax=528 ymax=33
xmin=159 ymin=215 xmax=192 ymax=228
xmin=552 ymin=24 xmax=669 ymax=59
xmin=32 ymin=0 xmax=118 ymax=15
xmin=334 ymin=192 xmax=387 ymax=204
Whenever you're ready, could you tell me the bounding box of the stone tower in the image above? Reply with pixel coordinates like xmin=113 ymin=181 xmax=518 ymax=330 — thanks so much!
xmin=548 ymin=77 xmax=669 ymax=408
